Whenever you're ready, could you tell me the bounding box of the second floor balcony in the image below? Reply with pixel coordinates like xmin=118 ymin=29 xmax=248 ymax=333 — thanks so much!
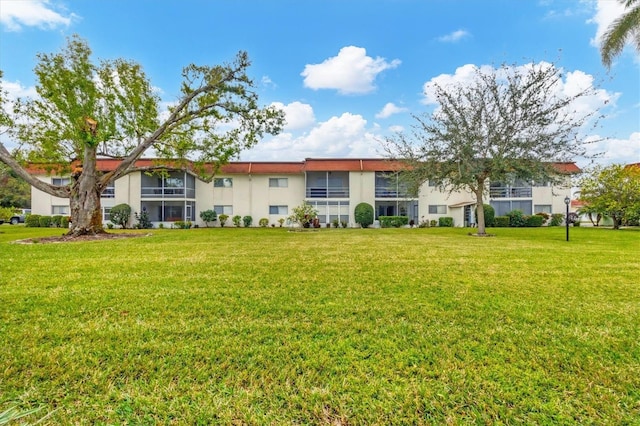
xmin=490 ymin=186 xmax=532 ymax=198
xmin=306 ymin=186 xmax=349 ymax=198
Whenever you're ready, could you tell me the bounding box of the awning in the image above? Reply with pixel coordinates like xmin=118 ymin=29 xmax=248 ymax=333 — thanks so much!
xmin=448 ymin=201 xmax=476 ymax=208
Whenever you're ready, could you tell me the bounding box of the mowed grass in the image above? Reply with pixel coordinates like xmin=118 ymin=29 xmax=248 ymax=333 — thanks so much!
xmin=1 ymin=225 xmax=639 ymax=425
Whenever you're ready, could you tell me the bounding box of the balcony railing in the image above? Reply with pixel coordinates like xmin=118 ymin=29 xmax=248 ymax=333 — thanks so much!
xmin=375 ymin=186 xmax=410 ymax=198
xmin=306 ymin=187 xmax=349 ymax=198
xmin=490 ymin=187 xmax=532 ymax=198
xmin=141 ymin=187 xmax=196 ymax=198
xmin=101 ymin=188 xmax=115 ymax=198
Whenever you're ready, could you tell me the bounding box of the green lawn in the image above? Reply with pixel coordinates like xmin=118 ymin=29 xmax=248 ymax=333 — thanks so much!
xmin=1 ymin=225 xmax=639 ymax=425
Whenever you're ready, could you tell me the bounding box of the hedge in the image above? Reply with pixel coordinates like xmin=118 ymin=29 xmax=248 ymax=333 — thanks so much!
xmin=379 ymin=216 xmax=409 ymax=228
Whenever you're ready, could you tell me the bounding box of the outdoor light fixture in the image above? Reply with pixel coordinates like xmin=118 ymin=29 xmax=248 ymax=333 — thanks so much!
xmin=564 ymin=196 xmax=570 ymax=242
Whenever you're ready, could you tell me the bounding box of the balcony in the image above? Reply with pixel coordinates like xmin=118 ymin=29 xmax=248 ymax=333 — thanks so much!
xmin=306 ymin=187 xmax=349 ymax=198
xmin=490 ymin=187 xmax=532 ymax=198
xmin=375 ymin=186 xmax=409 ymax=198
xmin=141 ymin=187 xmax=196 ymax=198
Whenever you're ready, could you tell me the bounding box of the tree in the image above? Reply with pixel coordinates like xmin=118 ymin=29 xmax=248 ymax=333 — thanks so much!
xmin=384 ymin=61 xmax=602 ymax=235
xmin=0 ymin=35 xmax=284 ymax=237
xmin=0 ymin=164 xmax=30 ymax=208
xmin=354 ymin=202 xmax=374 ymax=228
xmin=600 ymin=0 xmax=640 ymax=68
xmin=578 ymin=164 xmax=640 ymax=229
xmin=199 ymin=209 xmax=217 ymax=227
xmin=287 ymin=202 xmax=318 ymax=228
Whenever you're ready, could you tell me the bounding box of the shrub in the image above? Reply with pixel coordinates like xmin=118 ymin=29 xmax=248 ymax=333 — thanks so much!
xmin=506 ymin=210 xmax=526 ymax=227
xmin=476 ymin=204 xmax=495 ymax=227
xmin=494 ymin=216 xmax=509 ymax=227
xmin=219 ymin=214 xmax=229 ymax=227
xmin=430 ymin=220 xmax=438 ymax=227
xmin=259 ymin=218 xmax=269 ymax=227
xmin=341 ymin=221 xmax=348 ymax=228
xmin=549 ymin=213 xmax=564 ymax=226
xmin=332 ymin=218 xmax=340 ymax=228
xmin=525 ymin=215 xmax=544 ymax=227
xmin=379 ymin=216 xmax=409 ymax=228
xmin=51 ymin=215 xmax=63 ymax=227
xmin=135 ymin=209 xmax=153 ymax=229
xmin=60 ymin=216 xmax=69 ymax=228
xmin=106 ymin=222 xmax=114 ymax=229
xmin=288 ymin=202 xmax=318 ymax=228
xmin=232 ymin=215 xmax=242 ymax=227
xmin=242 ymin=215 xmax=253 ymax=227
xmin=25 ymin=214 xmax=41 ymax=227
xmin=173 ymin=220 xmax=192 ymax=229
xmin=199 ymin=210 xmax=218 ymax=227
xmin=438 ymin=216 xmax=454 ymax=227
xmin=277 ymin=218 xmax=285 ymax=227
xmin=38 ymin=215 xmax=52 ymax=227
xmin=354 ymin=202 xmax=374 ymax=228
xmin=0 ymin=207 xmax=14 ymax=222
xmin=535 ymin=212 xmax=550 ymax=224
xmin=110 ymin=203 xmax=132 ymax=229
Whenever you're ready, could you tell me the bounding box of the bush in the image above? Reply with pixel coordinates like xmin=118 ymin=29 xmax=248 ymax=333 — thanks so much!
xmin=173 ymin=220 xmax=192 ymax=229
xmin=354 ymin=202 xmax=374 ymax=228
xmin=379 ymin=216 xmax=409 ymax=228
xmin=277 ymin=218 xmax=285 ymax=227
xmin=287 ymin=202 xmax=318 ymax=228
xmin=494 ymin=216 xmax=510 ymax=227
xmin=25 ymin=214 xmax=41 ymax=227
xmin=135 ymin=209 xmax=153 ymax=229
xmin=199 ymin=210 xmax=217 ymax=227
xmin=332 ymin=218 xmax=340 ymax=228
xmin=242 ymin=215 xmax=253 ymax=227
xmin=38 ymin=215 xmax=52 ymax=227
xmin=219 ymin=214 xmax=229 ymax=227
xmin=438 ymin=216 xmax=454 ymax=227
xmin=110 ymin=203 xmax=132 ymax=228
xmin=0 ymin=207 xmax=14 ymax=222
xmin=259 ymin=218 xmax=269 ymax=227
xmin=535 ymin=212 xmax=550 ymax=225
xmin=51 ymin=215 xmax=63 ymax=227
xmin=549 ymin=213 xmax=564 ymax=227
xmin=525 ymin=215 xmax=544 ymax=227
xmin=232 ymin=215 xmax=242 ymax=227
xmin=430 ymin=220 xmax=438 ymax=227
xmin=506 ymin=210 xmax=526 ymax=227
xmin=61 ymin=216 xmax=69 ymax=228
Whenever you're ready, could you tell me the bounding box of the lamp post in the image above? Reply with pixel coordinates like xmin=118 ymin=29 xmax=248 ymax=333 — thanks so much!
xmin=564 ymin=196 xmax=570 ymax=242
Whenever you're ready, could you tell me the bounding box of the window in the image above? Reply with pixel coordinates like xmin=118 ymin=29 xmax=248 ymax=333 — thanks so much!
xmin=269 ymin=205 xmax=288 ymax=215
xmin=52 ymin=205 xmax=69 ymax=215
xmin=102 ymin=181 xmax=115 ymax=198
xmin=428 ymin=205 xmax=447 ymax=214
xmin=534 ymin=204 xmax=552 ymax=214
xmin=214 ymin=178 xmax=233 ymax=188
xmin=103 ymin=207 xmax=111 ymax=221
xmin=52 ymin=177 xmax=70 ymax=186
xmin=269 ymin=178 xmax=288 ymax=188
xmin=214 ymin=205 xmax=233 ymax=215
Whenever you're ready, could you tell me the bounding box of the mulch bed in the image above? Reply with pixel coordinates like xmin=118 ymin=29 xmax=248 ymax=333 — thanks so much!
xmin=13 ymin=232 xmax=151 ymax=244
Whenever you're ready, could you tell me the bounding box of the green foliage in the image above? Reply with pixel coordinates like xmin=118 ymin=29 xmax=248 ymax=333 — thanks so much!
xmin=430 ymin=219 xmax=438 ymax=227
xmin=232 ymin=215 xmax=242 ymax=227
xmin=0 ymin=165 xmax=30 ymax=208
xmin=477 ymin=204 xmax=495 ymax=227
xmin=506 ymin=210 xmax=526 ymax=227
xmin=218 ymin=214 xmax=229 ymax=227
xmin=199 ymin=210 xmax=218 ymax=227
xmin=287 ymin=202 xmax=318 ymax=228
xmin=110 ymin=204 xmax=132 ymax=229
xmin=277 ymin=218 xmax=285 ymax=227
xmin=51 ymin=215 xmax=63 ymax=227
xmin=242 ymin=215 xmax=253 ymax=227
xmin=25 ymin=214 xmax=40 ymax=227
xmin=525 ymin=215 xmax=544 ymax=227
xmin=38 ymin=215 xmax=52 ymax=228
xmin=259 ymin=218 xmax=269 ymax=227
xmin=579 ymin=164 xmax=640 ymax=229
xmin=549 ymin=213 xmax=564 ymax=227
xmin=438 ymin=216 xmax=454 ymax=227
xmin=0 ymin=207 xmax=13 ymax=221
xmin=494 ymin=216 xmax=510 ymax=227
xmin=379 ymin=216 xmax=409 ymax=228
xmin=354 ymin=202 xmax=374 ymax=228
xmin=600 ymin=0 xmax=640 ymax=68
xmin=535 ymin=212 xmax=550 ymax=225
xmin=135 ymin=209 xmax=153 ymax=229
xmin=385 ymin=60 xmax=601 ymax=234
xmin=60 ymin=216 xmax=69 ymax=228
xmin=173 ymin=220 xmax=192 ymax=229
xmin=332 ymin=218 xmax=340 ymax=228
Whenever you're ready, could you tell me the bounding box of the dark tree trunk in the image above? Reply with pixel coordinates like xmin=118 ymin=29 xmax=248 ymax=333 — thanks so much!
xmin=68 ymin=146 xmax=105 ymax=236
xmin=474 ymin=184 xmax=487 ymax=235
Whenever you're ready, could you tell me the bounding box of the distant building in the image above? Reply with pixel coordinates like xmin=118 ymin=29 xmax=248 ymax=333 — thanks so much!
xmin=27 ymin=158 xmax=577 ymax=227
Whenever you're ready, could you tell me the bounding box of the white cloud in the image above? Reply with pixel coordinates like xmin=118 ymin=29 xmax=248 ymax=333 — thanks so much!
xmin=270 ymin=101 xmax=315 ymax=130
xmin=375 ymin=102 xmax=408 ymax=119
xmin=1 ymin=79 xmax=38 ymax=100
xmin=0 ymin=0 xmax=75 ymax=31
xmin=241 ymin=112 xmax=382 ymax=161
xmin=301 ymin=46 xmax=401 ymax=95
xmin=437 ymin=29 xmax=470 ymax=43
xmin=581 ymin=132 xmax=640 ymax=166
xmin=588 ymin=0 xmax=627 ymax=48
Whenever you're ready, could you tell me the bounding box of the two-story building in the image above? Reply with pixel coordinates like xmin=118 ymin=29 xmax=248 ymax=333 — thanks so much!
xmin=28 ymin=158 xmax=577 ymax=227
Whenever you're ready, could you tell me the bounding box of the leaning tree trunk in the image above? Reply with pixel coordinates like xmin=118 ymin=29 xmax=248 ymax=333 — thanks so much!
xmin=69 ymin=146 xmax=105 ymax=236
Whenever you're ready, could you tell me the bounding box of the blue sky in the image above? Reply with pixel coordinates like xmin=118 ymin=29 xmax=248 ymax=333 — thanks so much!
xmin=1 ymin=0 xmax=638 ymax=167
